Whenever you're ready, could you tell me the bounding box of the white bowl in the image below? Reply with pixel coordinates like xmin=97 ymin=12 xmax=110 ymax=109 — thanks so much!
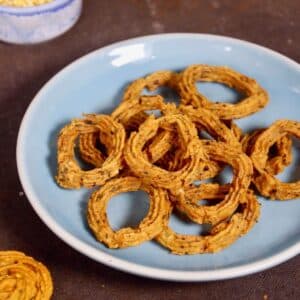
xmin=0 ymin=0 xmax=82 ymax=44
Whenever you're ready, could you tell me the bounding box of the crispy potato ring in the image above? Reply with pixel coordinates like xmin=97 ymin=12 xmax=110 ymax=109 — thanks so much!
xmin=122 ymin=111 xmax=148 ymax=132
xmin=116 ymin=94 xmax=178 ymax=165
xmin=79 ymin=126 xmax=174 ymax=168
xmin=270 ymin=135 xmax=292 ymax=173
xmin=198 ymin=120 xmax=242 ymax=140
xmin=121 ymin=70 xmax=179 ymax=103
xmin=156 ymin=189 xmax=260 ymax=255
xmin=124 ymin=114 xmax=205 ymax=190
xmin=174 ymin=140 xmax=253 ymax=224
xmin=146 ymin=123 xmax=222 ymax=180
xmin=79 ymin=120 xmax=174 ymax=168
xmin=147 ymin=125 xmax=219 ymax=178
xmin=79 ymin=132 xmax=106 ymax=167
xmin=78 ymin=130 xmax=116 ymax=168
xmin=87 ymin=176 xmax=171 ymax=248
xmin=178 ymin=65 xmax=269 ymax=120
xmin=114 ymin=71 xmax=179 ymax=132
xmin=145 ymin=129 xmax=176 ymax=163
xmin=242 ymin=129 xmax=292 ymax=175
xmin=224 ymin=120 xmax=243 ymax=140
xmin=179 ymin=105 xmax=241 ymax=148
xmin=251 ymin=120 xmax=300 ymax=199
xmin=154 ymin=140 xmax=222 ymax=181
xmin=56 ymin=114 xmax=125 ymax=189
xmin=0 ymin=251 xmax=53 ymax=300
xmin=170 ymin=105 xmax=242 ymax=180
xmin=113 ymin=95 xmax=177 ymax=131
xmin=113 ymin=72 xmax=233 ymax=179
xmin=78 ymin=124 xmax=117 ymax=168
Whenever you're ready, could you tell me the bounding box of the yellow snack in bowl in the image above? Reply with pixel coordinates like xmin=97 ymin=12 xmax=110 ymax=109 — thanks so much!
xmin=0 ymin=0 xmax=52 ymax=6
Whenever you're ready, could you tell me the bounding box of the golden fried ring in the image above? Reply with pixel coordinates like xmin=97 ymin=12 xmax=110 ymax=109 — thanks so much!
xmin=179 ymin=105 xmax=241 ymax=148
xmin=121 ymin=111 xmax=148 ymax=132
xmin=113 ymin=71 xmax=179 ymax=132
xmin=146 ymin=129 xmax=176 ymax=163
xmin=223 ymin=120 xmax=243 ymax=140
xmin=121 ymin=70 xmax=179 ymax=103
xmin=242 ymin=129 xmax=292 ymax=175
xmin=178 ymin=65 xmax=269 ymax=120
xmin=78 ymin=123 xmax=117 ymax=168
xmin=159 ymin=105 xmax=241 ymax=179
xmin=147 ymin=125 xmax=222 ymax=180
xmin=112 ymin=72 xmax=181 ymax=164
xmin=124 ymin=114 xmax=204 ymax=190
xmin=269 ymin=134 xmax=292 ymax=173
xmin=87 ymin=176 xmax=171 ymax=248
xmin=115 ymin=95 xmax=178 ymax=164
xmin=198 ymin=120 xmax=242 ymax=140
xmin=56 ymin=114 xmax=125 ymax=189
xmin=155 ymin=141 xmax=221 ymax=181
xmin=79 ymin=132 xmax=106 ymax=167
xmin=113 ymin=95 xmax=177 ymax=128
xmin=79 ymin=127 xmax=174 ymax=168
xmin=79 ymin=119 xmax=174 ymax=168
xmin=0 ymin=251 xmax=53 ymax=300
xmin=147 ymin=126 xmax=221 ymax=179
xmin=78 ymin=131 xmax=114 ymax=168
xmin=175 ymin=140 xmax=253 ymax=224
xmin=251 ymin=120 xmax=300 ymax=200
xmin=156 ymin=189 xmax=260 ymax=255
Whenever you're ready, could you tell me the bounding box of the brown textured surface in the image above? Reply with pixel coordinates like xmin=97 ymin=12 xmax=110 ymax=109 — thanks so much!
xmin=0 ymin=0 xmax=299 ymax=299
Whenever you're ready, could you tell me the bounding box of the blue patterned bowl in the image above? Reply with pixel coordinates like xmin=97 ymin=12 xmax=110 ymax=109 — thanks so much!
xmin=0 ymin=0 xmax=82 ymax=44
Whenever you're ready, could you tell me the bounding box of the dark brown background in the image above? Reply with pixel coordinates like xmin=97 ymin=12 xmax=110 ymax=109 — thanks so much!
xmin=0 ymin=1 xmax=299 ymax=299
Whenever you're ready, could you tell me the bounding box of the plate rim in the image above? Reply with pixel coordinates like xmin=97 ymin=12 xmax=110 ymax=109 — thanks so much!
xmin=16 ymin=33 xmax=300 ymax=282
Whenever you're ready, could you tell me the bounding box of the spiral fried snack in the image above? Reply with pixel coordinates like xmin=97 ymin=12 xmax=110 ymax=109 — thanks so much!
xmin=156 ymin=189 xmax=260 ymax=255
xmin=179 ymin=105 xmax=241 ymax=148
xmin=113 ymin=95 xmax=176 ymax=128
xmin=151 ymin=133 xmax=221 ymax=180
xmin=242 ymin=129 xmax=292 ymax=175
xmin=121 ymin=70 xmax=179 ymax=103
xmin=147 ymin=112 xmax=227 ymax=178
xmin=144 ymin=129 xmax=176 ymax=163
xmin=124 ymin=114 xmax=205 ymax=190
xmin=249 ymin=120 xmax=300 ymax=200
xmin=175 ymin=140 xmax=253 ymax=225
xmin=78 ymin=128 xmax=116 ymax=168
xmin=87 ymin=177 xmax=171 ymax=248
xmin=178 ymin=65 xmax=269 ymax=120
xmin=113 ymin=71 xmax=179 ymax=132
xmin=78 ymin=119 xmax=176 ymax=171
xmin=56 ymin=114 xmax=125 ymax=189
xmin=79 ymin=123 xmax=175 ymax=168
xmin=79 ymin=132 xmax=106 ymax=167
xmin=224 ymin=120 xmax=243 ymax=140
xmin=113 ymin=94 xmax=177 ymax=156
xmin=0 ymin=251 xmax=53 ymax=300
xmin=118 ymin=94 xmax=180 ymax=165
xmin=178 ymin=105 xmax=241 ymax=179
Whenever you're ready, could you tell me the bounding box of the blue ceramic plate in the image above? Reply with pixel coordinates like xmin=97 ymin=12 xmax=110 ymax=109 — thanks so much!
xmin=17 ymin=34 xmax=300 ymax=281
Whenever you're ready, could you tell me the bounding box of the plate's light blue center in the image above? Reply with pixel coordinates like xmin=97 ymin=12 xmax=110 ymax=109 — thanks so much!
xmin=107 ymin=191 xmax=149 ymax=230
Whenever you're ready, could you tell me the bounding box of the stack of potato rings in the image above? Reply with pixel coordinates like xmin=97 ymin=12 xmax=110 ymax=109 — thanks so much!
xmin=56 ymin=64 xmax=300 ymax=255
